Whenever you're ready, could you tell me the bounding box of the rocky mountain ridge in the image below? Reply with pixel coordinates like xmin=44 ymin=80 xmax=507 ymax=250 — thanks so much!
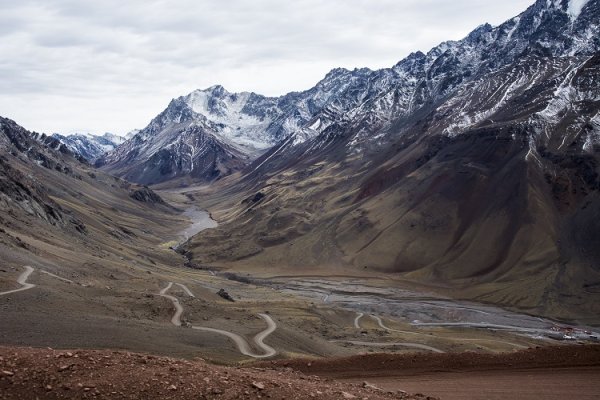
xmin=255 ymin=0 xmax=600 ymax=165
xmin=53 ymin=132 xmax=125 ymax=163
xmin=0 ymin=116 xmax=173 ymax=254
xmin=99 ymin=0 xmax=599 ymax=186
xmin=96 ymin=69 xmax=414 ymax=185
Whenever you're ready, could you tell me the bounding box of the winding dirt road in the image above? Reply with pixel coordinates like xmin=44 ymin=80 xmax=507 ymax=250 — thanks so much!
xmin=193 ymin=314 xmax=277 ymax=358
xmin=158 ymin=281 xmax=277 ymax=358
xmin=334 ymin=340 xmax=445 ymax=353
xmin=0 ymin=266 xmax=35 ymax=296
xmin=354 ymin=312 xmax=364 ymax=329
xmin=158 ymin=282 xmax=185 ymax=326
xmin=350 ymin=312 xmax=445 ymax=353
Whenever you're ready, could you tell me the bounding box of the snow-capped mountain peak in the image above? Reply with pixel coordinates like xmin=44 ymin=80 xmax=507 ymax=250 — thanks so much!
xmin=184 ymin=87 xmax=275 ymax=150
xmin=52 ymin=132 xmax=124 ymax=162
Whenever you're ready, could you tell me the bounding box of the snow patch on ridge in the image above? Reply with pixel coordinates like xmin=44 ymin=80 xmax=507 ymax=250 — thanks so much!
xmin=537 ymin=58 xmax=591 ymax=123
xmin=444 ymin=76 xmax=527 ymax=136
xmin=567 ymin=0 xmax=590 ymax=21
xmin=186 ymin=89 xmax=274 ymax=151
xmin=583 ymin=112 xmax=600 ymax=152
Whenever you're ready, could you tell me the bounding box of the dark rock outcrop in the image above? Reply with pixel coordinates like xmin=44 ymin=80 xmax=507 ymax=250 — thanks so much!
xmin=129 ymin=187 xmax=167 ymax=205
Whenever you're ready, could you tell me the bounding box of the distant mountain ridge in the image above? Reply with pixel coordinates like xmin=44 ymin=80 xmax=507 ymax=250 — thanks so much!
xmin=98 ymin=0 xmax=599 ymax=186
xmin=96 ymin=73 xmax=401 ymax=184
xmin=53 ymin=132 xmax=125 ymax=163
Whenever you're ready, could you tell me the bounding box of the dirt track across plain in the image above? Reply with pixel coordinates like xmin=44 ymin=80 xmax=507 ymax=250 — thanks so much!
xmin=333 ymin=340 xmax=445 ymax=353
xmin=193 ymin=313 xmax=277 ymax=358
xmin=350 ymin=312 xmax=445 ymax=353
xmin=158 ymin=281 xmax=278 ymax=358
xmin=371 ymin=315 xmax=421 ymax=336
xmin=0 ymin=266 xmax=35 ymax=296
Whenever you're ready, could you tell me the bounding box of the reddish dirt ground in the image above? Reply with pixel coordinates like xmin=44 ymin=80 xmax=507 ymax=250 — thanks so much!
xmin=260 ymin=345 xmax=600 ymax=400
xmin=2 ymin=345 xmax=600 ymax=399
xmin=0 ymin=346 xmax=430 ymax=400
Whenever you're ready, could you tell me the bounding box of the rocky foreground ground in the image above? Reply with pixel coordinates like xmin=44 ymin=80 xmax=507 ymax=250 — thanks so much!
xmin=2 ymin=345 xmax=599 ymax=399
xmin=0 ymin=346 xmax=434 ymax=400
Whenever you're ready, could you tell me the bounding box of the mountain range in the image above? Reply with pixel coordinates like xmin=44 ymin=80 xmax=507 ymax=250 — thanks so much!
xmin=97 ymin=0 xmax=599 ymax=189
xmin=175 ymin=0 xmax=598 ymax=323
xmin=53 ymin=132 xmax=125 ymax=163
xmin=2 ymin=0 xmax=599 ymax=325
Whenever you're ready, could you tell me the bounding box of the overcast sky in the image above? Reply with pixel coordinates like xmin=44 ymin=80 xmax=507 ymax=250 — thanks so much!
xmin=0 ymin=0 xmax=534 ymax=136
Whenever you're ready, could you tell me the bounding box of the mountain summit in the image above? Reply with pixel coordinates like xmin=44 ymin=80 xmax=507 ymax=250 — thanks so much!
xmin=95 ymin=80 xmax=343 ymax=185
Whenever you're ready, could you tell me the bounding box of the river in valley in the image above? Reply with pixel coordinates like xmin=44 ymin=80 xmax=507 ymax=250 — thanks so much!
xmin=270 ymin=277 xmax=600 ymax=342
xmin=175 ymin=206 xmax=218 ymax=246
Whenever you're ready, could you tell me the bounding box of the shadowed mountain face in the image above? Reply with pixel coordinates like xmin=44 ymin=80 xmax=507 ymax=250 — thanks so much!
xmin=0 ymin=117 xmax=86 ymax=233
xmin=182 ymin=0 xmax=600 ymax=324
xmin=0 ymin=116 xmax=178 ymax=271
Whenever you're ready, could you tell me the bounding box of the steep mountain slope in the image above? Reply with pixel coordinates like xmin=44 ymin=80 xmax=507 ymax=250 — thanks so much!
xmin=98 ymin=66 xmax=447 ymax=185
xmin=53 ymin=132 xmax=125 ymax=162
xmin=184 ymin=0 xmax=600 ymax=324
xmin=96 ymin=86 xmax=303 ymax=185
xmin=0 ymin=116 xmax=183 ymax=284
xmin=0 ymin=116 xmax=233 ymax=357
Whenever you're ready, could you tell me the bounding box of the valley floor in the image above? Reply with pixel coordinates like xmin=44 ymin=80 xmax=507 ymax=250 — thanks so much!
xmin=1 ymin=187 xmax=599 ymax=398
